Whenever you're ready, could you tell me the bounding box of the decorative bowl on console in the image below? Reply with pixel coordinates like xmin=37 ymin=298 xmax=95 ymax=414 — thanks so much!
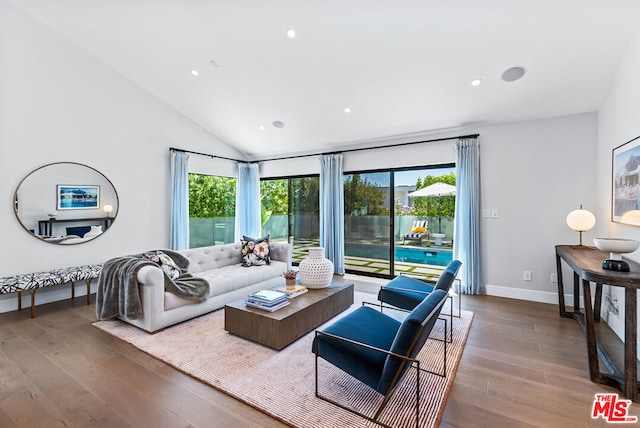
xmin=593 ymin=238 xmax=640 ymax=272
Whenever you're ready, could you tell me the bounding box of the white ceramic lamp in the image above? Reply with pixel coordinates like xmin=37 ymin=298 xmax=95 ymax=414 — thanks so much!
xmin=621 ymin=210 xmax=640 ymax=226
xmin=566 ymin=205 xmax=595 ymax=246
xmin=103 ymin=203 xmax=114 ymax=217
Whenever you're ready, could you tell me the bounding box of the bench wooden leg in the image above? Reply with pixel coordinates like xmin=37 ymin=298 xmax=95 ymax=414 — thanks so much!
xmin=86 ymin=279 xmax=92 ymax=305
xmin=30 ymin=289 xmax=37 ymax=318
xmin=18 ymin=291 xmax=22 ymax=311
xmin=71 ymin=281 xmax=75 ymax=300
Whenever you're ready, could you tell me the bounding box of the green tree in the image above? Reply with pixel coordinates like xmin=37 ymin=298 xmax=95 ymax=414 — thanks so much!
xmin=188 ymin=174 xmax=236 ymax=218
xmin=412 ymin=173 xmax=456 ymax=217
xmin=344 ymin=174 xmax=386 ymax=215
xmin=291 ymin=177 xmax=319 ymax=214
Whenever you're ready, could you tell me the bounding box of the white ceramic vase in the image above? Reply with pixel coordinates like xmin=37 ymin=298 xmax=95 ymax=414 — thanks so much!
xmin=298 ymin=247 xmax=334 ymax=289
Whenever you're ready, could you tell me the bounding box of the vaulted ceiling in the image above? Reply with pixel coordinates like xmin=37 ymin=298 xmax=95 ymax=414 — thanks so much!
xmin=11 ymin=0 xmax=640 ymax=159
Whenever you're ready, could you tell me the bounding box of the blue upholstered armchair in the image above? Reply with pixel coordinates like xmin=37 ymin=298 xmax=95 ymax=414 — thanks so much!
xmin=312 ymin=289 xmax=448 ymax=427
xmin=378 ymin=260 xmax=462 ymax=342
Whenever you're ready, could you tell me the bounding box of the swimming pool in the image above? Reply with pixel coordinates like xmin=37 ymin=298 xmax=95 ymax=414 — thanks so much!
xmin=345 ymin=242 xmax=453 ymax=266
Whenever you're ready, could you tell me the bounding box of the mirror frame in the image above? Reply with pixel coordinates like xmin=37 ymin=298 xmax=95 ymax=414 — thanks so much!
xmin=13 ymin=162 xmax=119 ymax=245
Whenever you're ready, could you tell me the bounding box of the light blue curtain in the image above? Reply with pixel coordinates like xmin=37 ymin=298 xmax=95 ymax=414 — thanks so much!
xmin=170 ymin=151 xmax=189 ymax=250
xmin=320 ymin=153 xmax=345 ymax=274
xmin=453 ymin=138 xmax=483 ymax=294
xmin=235 ymin=163 xmax=261 ymax=241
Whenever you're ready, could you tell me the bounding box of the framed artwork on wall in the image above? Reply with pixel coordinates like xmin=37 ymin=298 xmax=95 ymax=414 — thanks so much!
xmin=57 ymin=185 xmax=100 ymax=210
xmin=612 ymin=135 xmax=640 ymax=225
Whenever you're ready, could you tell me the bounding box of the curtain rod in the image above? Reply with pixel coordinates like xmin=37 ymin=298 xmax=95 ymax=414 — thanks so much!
xmin=251 ymin=133 xmax=479 ymax=163
xmin=170 ymin=133 xmax=479 ymax=164
xmin=169 ymin=147 xmax=245 ymax=163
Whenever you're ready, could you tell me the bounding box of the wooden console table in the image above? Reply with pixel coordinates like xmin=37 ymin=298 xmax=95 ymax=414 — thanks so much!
xmin=555 ymin=244 xmax=640 ymax=401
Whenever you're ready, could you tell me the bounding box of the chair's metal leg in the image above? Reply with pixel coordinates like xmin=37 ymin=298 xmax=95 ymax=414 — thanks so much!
xmin=314 ymin=334 xmax=319 ymax=398
xmin=422 ymin=317 xmax=447 ymax=377
xmin=415 ymin=360 xmax=420 ymax=428
xmin=444 ymin=318 xmax=448 ymax=375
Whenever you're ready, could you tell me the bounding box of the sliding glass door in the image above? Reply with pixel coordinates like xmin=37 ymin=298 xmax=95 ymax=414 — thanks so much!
xmin=343 ymin=172 xmax=392 ymax=276
xmin=344 ymin=166 xmax=455 ymax=279
xmin=261 ymin=176 xmax=319 ymax=265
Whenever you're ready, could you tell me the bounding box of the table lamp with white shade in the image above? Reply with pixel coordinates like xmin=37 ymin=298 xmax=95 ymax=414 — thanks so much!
xmin=103 ymin=203 xmax=113 ymax=218
xmin=566 ymin=205 xmax=596 ymax=246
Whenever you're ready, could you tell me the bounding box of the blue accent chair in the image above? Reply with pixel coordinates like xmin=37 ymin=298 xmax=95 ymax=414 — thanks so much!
xmin=378 ymin=259 xmax=461 ymax=343
xmin=312 ymin=289 xmax=448 ymax=427
xmin=378 ymin=260 xmax=461 ymax=310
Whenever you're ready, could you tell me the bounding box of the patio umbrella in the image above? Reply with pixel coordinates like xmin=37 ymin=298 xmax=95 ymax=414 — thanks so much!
xmin=408 ymin=182 xmax=456 ymax=233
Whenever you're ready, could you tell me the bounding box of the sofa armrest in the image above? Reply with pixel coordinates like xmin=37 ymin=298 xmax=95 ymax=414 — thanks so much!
xmin=269 ymin=242 xmax=292 ymax=270
xmin=132 ymin=265 xmax=167 ymax=332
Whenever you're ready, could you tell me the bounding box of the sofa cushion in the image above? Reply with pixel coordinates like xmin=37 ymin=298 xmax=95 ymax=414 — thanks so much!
xmin=195 ymin=260 xmax=288 ymax=297
xmin=241 ymin=235 xmax=270 ymax=266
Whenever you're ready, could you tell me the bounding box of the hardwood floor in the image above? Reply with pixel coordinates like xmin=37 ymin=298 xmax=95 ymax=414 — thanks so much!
xmin=0 ymin=283 xmax=638 ymax=427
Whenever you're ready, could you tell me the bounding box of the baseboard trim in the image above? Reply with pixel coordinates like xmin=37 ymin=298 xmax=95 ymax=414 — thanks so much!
xmin=484 ymin=283 xmax=584 ymax=308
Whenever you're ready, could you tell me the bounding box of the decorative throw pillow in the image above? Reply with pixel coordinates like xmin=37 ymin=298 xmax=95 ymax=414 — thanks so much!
xmin=411 ymin=227 xmax=426 ymax=233
xmin=241 ymin=235 xmax=271 ymax=267
xmin=143 ymin=251 xmax=181 ymax=280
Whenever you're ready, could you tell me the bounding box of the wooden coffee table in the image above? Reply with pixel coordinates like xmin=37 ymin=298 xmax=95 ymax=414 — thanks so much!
xmin=224 ymin=281 xmax=354 ymax=350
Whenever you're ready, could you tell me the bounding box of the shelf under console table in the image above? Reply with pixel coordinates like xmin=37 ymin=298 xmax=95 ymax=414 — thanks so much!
xmin=555 ymin=244 xmax=640 ymax=401
xmin=38 ymin=217 xmax=113 ymax=236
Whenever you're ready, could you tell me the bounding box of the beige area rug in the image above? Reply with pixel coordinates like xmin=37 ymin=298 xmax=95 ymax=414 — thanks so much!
xmin=94 ymin=292 xmax=473 ymax=428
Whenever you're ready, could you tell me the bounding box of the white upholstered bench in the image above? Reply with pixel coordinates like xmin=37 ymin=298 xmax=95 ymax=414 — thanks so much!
xmin=0 ymin=264 xmax=102 ymax=317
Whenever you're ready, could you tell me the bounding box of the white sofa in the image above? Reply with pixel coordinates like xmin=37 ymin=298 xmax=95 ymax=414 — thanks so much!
xmin=124 ymin=241 xmax=292 ymax=333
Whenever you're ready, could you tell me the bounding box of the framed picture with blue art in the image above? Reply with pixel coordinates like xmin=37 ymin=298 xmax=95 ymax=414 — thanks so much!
xmin=612 ymin=135 xmax=640 ymax=225
xmin=56 ymin=185 xmax=100 ymax=210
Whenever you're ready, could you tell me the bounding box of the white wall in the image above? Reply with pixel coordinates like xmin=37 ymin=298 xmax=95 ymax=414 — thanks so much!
xmin=262 ymin=113 xmax=598 ymax=303
xmin=596 ymin=28 xmax=640 ymax=338
xmin=0 ymin=4 xmax=245 ymax=312
xmin=0 ymin=3 xmax=604 ymax=315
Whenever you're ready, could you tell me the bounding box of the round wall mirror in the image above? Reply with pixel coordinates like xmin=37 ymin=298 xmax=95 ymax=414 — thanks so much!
xmin=13 ymin=162 xmax=119 ymax=245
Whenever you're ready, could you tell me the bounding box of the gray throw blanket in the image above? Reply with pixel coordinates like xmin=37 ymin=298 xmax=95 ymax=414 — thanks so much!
xmin=95 ymin=249 xmax=210 ymax=321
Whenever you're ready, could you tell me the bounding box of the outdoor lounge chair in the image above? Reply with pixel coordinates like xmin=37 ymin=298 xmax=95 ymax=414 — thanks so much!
xmin=402 ymin=220 xmax=428 ymax=245
xmin=313 ymin=289 xmax=448 ymax=428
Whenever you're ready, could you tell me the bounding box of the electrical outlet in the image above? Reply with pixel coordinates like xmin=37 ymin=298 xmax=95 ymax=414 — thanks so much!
xmin=523 ymin=271 xmax=532 ymax=281
xmin=491 ymin=209 xmax=499 ymax=218
xmin=550 ymin=273 xmax=558 ymax=283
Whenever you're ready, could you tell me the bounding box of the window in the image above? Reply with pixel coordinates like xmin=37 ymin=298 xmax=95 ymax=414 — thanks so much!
xmin=188 ymin=173 xmax=236 ymax=248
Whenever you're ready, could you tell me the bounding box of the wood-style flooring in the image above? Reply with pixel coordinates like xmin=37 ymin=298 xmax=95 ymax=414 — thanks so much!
xmin=0 ymin=280 xmax=638 ymax=427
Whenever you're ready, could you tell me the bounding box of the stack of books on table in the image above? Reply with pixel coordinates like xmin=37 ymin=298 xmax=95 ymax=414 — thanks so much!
xmin=273 ymin=284 xmax=308 ymax=299
xmin=245 ymin=289 xmax=290 ymax=312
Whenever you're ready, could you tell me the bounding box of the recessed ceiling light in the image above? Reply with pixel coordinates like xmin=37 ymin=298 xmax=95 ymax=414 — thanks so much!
xmin=471 ymin=78 xmax=482 ymax=87
xmin=258 ymin=125 xmax=265 ymax=130
xmin=190 ymin=69 xmax=199 ymax=76
xmin=502 ymin=66 xmax=526 ymax=82
xmin=272 ymin=120 xmax=285 ymax=128
xmin=343 ymin=107 xmax=352 ymax=113
xmin=286 ymin=28 xmax=296 ymax=39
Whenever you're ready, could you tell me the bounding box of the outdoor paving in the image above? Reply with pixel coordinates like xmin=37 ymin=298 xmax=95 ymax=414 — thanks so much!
xmin=290 ymin=239 xmax=446 ymax=279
